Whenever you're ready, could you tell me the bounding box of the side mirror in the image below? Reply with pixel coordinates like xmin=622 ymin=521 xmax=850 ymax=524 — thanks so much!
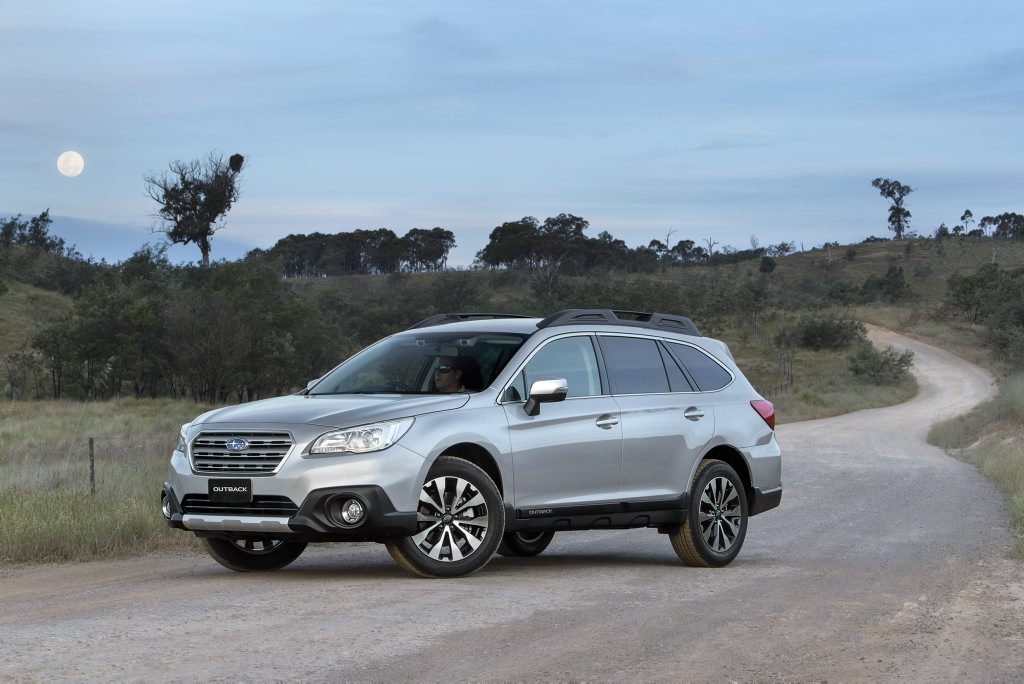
xmin=523 ymin=378 xmax=568 ymax=416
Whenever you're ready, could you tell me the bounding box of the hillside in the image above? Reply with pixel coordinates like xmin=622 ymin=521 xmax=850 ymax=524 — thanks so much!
xmin=0 ymin=280 xmax=73 ymax=356
xmin=2 ymin=234 xmax=1022 ymax=411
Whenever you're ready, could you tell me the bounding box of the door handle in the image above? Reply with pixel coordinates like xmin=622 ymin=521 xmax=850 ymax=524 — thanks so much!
xmin=683 ymin=407 xmax=705 ymax=421
xmin=595 ymin=415 xmax=620 ymax=429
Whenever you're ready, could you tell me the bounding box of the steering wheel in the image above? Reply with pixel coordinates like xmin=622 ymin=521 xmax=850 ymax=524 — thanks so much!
xmin=388 ymin=381 xmax=414 ymax=392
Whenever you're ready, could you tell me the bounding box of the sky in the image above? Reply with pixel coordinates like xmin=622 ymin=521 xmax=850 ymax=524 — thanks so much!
xmin=2 ymin=0 xmax=1022 ymax=266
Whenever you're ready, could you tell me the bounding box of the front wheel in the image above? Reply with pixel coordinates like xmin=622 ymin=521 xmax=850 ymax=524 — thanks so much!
xmin=386 ymin=456 xmax=504 ymax=578
xmin=204 ymin=537 xmax=307 ymax=572
xmin=669 ymin=459 xmax=748 ymax=567
xmin=498 ymin=530 xmax=555 ymax=557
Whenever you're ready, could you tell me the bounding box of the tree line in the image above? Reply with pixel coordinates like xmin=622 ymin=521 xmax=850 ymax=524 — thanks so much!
xmin=255 ymin=227 xmax=457 ymax=277
xmin=4 ymin=188 xmax=1024 ymax=402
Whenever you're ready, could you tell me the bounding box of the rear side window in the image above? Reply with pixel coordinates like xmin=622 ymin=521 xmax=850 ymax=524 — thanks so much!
xmin=667 ymin=342 xmax=732 ymax=391
xmin=599 ymin=336 xmax=670 ymax=394
xmin=658 ymin=343 xmax=695 ymax=392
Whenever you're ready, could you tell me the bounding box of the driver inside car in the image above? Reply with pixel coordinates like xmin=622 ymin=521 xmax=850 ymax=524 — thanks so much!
xmin=433 ymin=356 xmax=482 ymax=393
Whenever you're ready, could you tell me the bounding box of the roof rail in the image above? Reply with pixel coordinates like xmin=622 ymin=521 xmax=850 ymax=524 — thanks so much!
xmin=407 ymin=313 xmax=533 ymax=330
xmin=535 ymin=309 xmax=701 ymax=336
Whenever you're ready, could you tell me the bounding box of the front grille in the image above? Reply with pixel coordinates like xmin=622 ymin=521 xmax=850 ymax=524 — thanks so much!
xmin=181 ymin=495 xmax=299 ymax=517
xmin=190 ymin=431 xmax=293 ymax=474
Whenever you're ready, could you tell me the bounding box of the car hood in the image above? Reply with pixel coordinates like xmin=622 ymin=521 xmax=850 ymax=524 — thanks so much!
xmin=194 ymin=393 xmax=471 ymax=429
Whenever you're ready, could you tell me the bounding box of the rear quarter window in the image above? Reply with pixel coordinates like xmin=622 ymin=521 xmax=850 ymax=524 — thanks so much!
xmin=667 ymin=342 xmax=733 ymax=391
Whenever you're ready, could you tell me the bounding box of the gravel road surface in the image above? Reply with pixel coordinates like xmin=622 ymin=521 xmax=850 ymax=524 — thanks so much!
xmin=1 ymin=327 xmax=1022 ymax=681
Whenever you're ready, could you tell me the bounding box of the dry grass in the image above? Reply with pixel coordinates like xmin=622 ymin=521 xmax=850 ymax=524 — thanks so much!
xmin=0 ymin=399 xmax=215 ymax=562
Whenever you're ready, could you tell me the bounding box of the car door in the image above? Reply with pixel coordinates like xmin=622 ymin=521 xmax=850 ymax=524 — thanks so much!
xmin=502 ymin=334 xmax=623 ymax=509
xmin=598 ymin=334 xmax=716 ymax=501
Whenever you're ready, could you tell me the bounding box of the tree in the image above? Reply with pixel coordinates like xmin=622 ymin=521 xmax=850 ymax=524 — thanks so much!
xmin=0 ymin=210 xmax=64 ymax=254
xmin=475 ymin=217 xmax=542 ymax=269
xmin=871 ymin=178 xmax=913 ymax=239
xmin=955 ymin=209 xmax=973 ymax=236
xmin=401 ymin=227 xmax=456 ymax=271
xmin=980 ymin=212 xmax=1024 ymax=240
xmin=144 ymin=152 xmax=245 ymax=267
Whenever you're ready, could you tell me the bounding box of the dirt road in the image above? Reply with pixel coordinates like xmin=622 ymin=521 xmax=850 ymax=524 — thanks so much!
xmin=2 ymin=328 xmax=1022 ymax=681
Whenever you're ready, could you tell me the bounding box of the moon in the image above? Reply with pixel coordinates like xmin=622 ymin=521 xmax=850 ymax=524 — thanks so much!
xmin=57 ymin=151 xmax=85 ymax=177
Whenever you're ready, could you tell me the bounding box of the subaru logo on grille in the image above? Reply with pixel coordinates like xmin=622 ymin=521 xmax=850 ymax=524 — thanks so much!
xmin=225 ymin=438 xmax=250 ymax=452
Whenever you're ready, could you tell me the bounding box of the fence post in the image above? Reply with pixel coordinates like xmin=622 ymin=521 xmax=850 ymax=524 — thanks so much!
xmin=89 ymin=437 xmax=95 ymax=496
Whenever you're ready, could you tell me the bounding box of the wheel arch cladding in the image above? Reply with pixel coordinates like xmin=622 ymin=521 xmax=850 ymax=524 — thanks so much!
xmin=701 ymin=445 xmax=753 ymax=502
xmin=438 ymin=442 xmax=504 ymax=496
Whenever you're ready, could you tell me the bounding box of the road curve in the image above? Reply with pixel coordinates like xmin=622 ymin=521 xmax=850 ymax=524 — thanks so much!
xmin=1 ymin=328 xmax=1022 ymax=681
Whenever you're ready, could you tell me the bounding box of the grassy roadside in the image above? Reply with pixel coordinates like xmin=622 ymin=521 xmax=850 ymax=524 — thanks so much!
xmin=0 ymin=399 xmax=213 ymax=562
xmin=928 ymin=376 xmax=1024 ymax=559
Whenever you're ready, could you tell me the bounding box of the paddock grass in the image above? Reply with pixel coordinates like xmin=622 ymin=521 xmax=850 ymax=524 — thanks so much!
xmin=928 ymin=375 xmax=1024 ymax=559
xmin=0 ymin=399 xmax=214 ymax=562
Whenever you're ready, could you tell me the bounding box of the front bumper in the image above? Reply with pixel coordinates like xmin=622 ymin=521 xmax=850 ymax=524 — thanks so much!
xmin=164 ymin=436 xmax=429 ymax=542
xmin=163 ymin=483 xmax=419 ymax=542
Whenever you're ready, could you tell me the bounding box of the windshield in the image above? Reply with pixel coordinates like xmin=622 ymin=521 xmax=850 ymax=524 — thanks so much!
xmin=309 ymin=331 xmax=530 ymax=395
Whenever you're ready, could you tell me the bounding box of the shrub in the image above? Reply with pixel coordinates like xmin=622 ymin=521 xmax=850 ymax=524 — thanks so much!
xmin=861 ymin=265 xmax=911 ymax=303
xmin=848 ymin=342 xmax=914 ymax=385
xmin=780 ymin=313 xmax=867 ymax=350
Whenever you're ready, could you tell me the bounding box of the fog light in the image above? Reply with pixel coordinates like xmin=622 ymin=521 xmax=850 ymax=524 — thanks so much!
xmin=340 ymin=499 xmax=365 ymax=525
xmin=161 ymin=492 xmax=172 ymax=520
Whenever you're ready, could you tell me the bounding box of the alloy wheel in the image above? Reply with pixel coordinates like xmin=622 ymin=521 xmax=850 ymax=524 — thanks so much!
xmin=413 ymin=475 xmax=490 ymax=562
xmin=698 ymin=476 xmax=742 ymax=552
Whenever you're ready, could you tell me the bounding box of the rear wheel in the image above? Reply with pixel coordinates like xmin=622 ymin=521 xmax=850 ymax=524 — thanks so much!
xmin=386 ymin=456 xmax=504 ymax=578
xmin=669 ymin=459 xmax=748 ymax=567
xmin=204 ymin=537 xmax=307 ymax=572
xmin=498 ymin=530 xmax=555 ymax=557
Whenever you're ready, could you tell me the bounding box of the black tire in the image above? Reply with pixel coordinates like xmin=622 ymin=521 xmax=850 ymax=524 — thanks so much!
xmin=204 ymin=537 xmax=307 ymax=572
xmin=386 ymin=455 xmax=505 ymax=578
xmin=498 ymin=530 xmax=555 ymax=557
xmin=669 ymin=459 xmax=748 ymax=567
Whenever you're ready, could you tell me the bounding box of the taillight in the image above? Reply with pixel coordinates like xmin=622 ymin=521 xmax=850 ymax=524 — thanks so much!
xmin=750 ymin=400 xmax=775 ymax=430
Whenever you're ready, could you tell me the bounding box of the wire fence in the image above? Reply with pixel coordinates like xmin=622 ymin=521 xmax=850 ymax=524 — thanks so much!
xmin=0 ymin=437 xmax=172 ymax=495
xmin=740 ymin=313 xmax=795 ymax=397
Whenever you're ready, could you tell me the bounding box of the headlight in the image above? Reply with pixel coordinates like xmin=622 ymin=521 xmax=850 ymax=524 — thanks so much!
xmin=175 ymin=425 xmax=189 ymax=454
xmin=310 ymin=418 xmax=414 ymax=454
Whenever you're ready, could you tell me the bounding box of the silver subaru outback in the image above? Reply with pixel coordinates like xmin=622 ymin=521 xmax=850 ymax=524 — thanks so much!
xmin=162 ymin=309 xmax=782 ymax=577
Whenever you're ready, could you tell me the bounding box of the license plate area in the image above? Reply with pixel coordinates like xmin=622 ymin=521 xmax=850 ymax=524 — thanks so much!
xmin=209 ymin=479 xmax=253 ymax=503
